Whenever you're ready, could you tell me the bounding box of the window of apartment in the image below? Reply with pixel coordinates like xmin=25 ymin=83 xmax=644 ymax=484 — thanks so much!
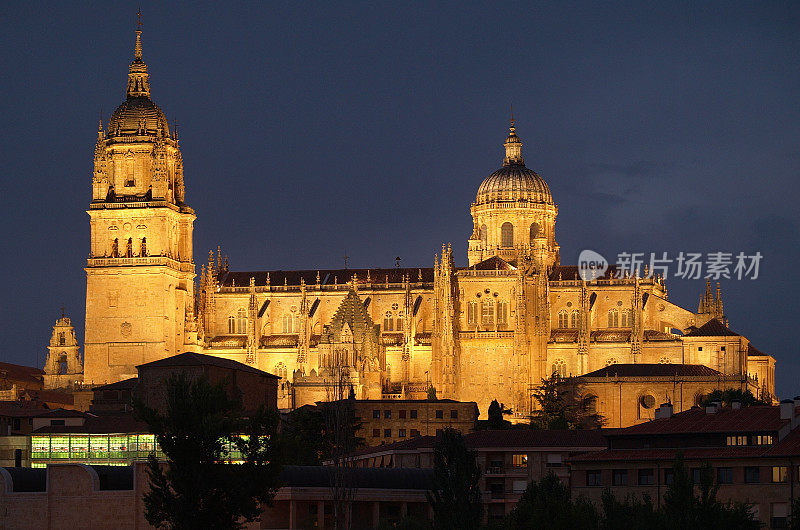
xmin=772 ymin=502 xmax=789 ymax=529
xmin=435 ymin=409 xmax=444 ymax=419
xmin=744 ymin=466 xmax=760 ymax=484
xmin=513 ymin=480 xmax=528 ymax=493
xmin=398 ymin=429 xmax=407 ymax=438
xmin=399 ymin=410 xmax=406 ymax=419
xmin=512 ymin=454 xmax=528 ymax=468
xmin=384 ymin=429 xmax=392 ymax=438
xmin=450 ymin=410 xmax=458 ymax=419
xmin=373 ymin=409 xmax=380 ymax=419
xmin=664 ymin=468 xmax=674 ymax=485
xmin=384 ymin=410 xmax=391 ymax=419
xmin=717 ymin=467 xmax=733 ymax=484
xmin=691 ymin=468 xmax=702 ymax=484
xmin=612 ymin=469 xmax=628 ymax=486
xmin=410 ymin=409 xmax=418 ymax=419
xmin=754 ymin=434 xmax=774 ymax=445
xmin=638 ymin=469 xmax=655 ymax=485
xmin=772 ymin=466 xmax=788 ymax=483
xmin=726 ymin=435 xmax=748 ymax=446
xmin=372 ymin=429 xmax=380 ymax=438
xmin=587 ymin=470 xmax=602 ymax=486
xmin=410 ymin=429 xmax=420 ymax=437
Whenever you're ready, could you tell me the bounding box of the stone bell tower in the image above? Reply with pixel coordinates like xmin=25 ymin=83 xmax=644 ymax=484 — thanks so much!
xmin=43 ymin=313 xmax=84 ymax=389
xmin=83 ymin=23 xmax=196 ymax=384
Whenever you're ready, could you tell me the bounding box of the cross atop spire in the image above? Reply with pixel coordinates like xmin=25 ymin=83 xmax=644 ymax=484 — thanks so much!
xmin=134 ymin=10 xmax=143 ymax=61
xmin=127 ymin=11 xmax=151 ymax=98
xmin=503 ymin=115 xmax=524 ymax=167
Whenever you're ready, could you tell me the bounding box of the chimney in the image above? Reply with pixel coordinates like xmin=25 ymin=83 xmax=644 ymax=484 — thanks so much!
xmin=731 ymin=400 xmax=741 ymax=410
xmin=655 ymin=402 xmax=673 ymax=419
xmin=780 ymin=399 xmax=794 ymax=420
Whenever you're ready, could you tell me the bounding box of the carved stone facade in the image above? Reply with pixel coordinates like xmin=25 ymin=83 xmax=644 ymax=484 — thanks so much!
xmin=58 ymin=27 xmax=778 ymax=427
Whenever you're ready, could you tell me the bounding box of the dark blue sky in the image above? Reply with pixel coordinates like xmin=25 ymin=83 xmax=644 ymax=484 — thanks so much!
xmin=2 ymin=2 xmax=798 ymax=395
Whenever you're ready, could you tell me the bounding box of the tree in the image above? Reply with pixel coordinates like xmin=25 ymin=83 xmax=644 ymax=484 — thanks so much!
xmin=487 ymin=399 xmax=513 ymax=429
xmin=427 ymin=385 xmax=438 ymax=401
xmin=426 ymin=428 xmax=482 ymax=530
xmin=529 ymin=374 xmax=604 ymax=430
xmin=790 ymin=496 xmax=800 ymax=530
xmin=599 ymin=488 xmax=658 ymax=530
xmin=507 ymin=472 xmax=599 ymax=530
xmin=134 ymin=373 xmax=281 ymax=530
xmin=700 ymin=388 xmax=768 ymax=407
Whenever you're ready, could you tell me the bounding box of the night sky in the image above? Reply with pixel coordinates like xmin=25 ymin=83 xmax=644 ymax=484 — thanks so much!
xmin=2 ymin=3 xmax=798 ymax=396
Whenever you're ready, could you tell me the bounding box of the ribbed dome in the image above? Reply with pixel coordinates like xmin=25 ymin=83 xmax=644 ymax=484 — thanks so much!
xmin=107 ymin=96 xmax=170 ymax=137
xmin=476 ymin=165 xmax=553 ymax=205
xmin=475 ymin=123 xmax=553 ymax=205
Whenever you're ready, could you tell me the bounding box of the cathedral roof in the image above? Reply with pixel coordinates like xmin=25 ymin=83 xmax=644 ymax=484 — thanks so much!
xmin=474 ymin=122 xmax=553 ymax=206
xmin=136 ymin=352 xmax=278 ymax=377
xmin=683 ymin=318 xmax=740 ymax=337
xmin=580 ymin=363 xmax=723 ymax=378
xmin=325 ymin=290 xmax=379 ymax=344
xmin=469 ymin=255 xmax=517 ymax=271
xmin=218 ymin=267 xmax=434 ymax=287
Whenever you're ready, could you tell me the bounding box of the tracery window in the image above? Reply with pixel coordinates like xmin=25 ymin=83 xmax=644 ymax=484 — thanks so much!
xmin=608 ymin=309 xmax=619 ymax=327
xmin=529 ymin=222 xmax=540 ymax=244
xmin=481 ymin=300 xmax=494 ymax=326
xmin=228 ymin=315 xmax=236 ymax=334
xmin=621 ymin=309 xmax=633 ymax=327
xmin=282 ymin=313 xmax=295 ymax=334
xmin=558 ymin=310 xmax=568 ymax=328
xmin=273 ymin=362 xmax=288 ymax=380
xmin=501 ymin=223 xmax=514 ymax=248
xmin=551 ymin=359 xmax=567 ymax=378
xmin=384 ymin=311 xmax=394 ymax=332
xmin=111 ymin=238 xmax=119 ymax=258
xmin=497 ymin=301 xmax=508 ymax=327
xmin=467 ymin=301 xmax=478 ymax=325
xmin=237 ymin=308 xmax=247 ymax=334
xmin=570 ymin=310 xmax=579 ymax=328
xmin=396 ymin=311 xmax=404 ymax=331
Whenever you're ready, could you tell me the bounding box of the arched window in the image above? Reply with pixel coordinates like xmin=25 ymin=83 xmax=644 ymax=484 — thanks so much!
xmin=126 ymin=238 xmax=133 ymax=258
xmin=124 ymin=153 xmax=135 ymax=187
xmin=570 ymin=310 xmax=579 ymax=328
xmin=140 ymin=237 xmax=147 ymax=257
xmin=228 ymin=315 xmax=236 ymax=334
xmin=501 ymin=222 xmax=514 ymax=248
xmin=467 ymin=301 xmax=478 ymax=325
xmin=481 ymin=300 xmax=494 ymax=326
xmin=558 ymin=310 xmax=568 ymax=328
xmin=384 ymin=311 xmax=394 ymax=332
xmin=111 ymin=238 xmax=119 ymax=258
xmin=529 ymin=222 xmax=540 ymax=244
xmin=273 ymin=362 xmax=288 ymax=380
xmin=551 ymin=359 xmax=567 ymax=378
xmin=497 ymin=301 xmax=508 ymax=327
xmin=608 ymin=309 xmax=619 ymax=327
xmin=282 ymin=313 xmax=294 ymax=334
xmin=237 ymin=308 xmax=247 ymax=334
xmin=58 ymin=332 xmax=66 ymax=346
xmin=396 ymin=311 xmax=404 ymax=332
xmin=621 ymin=309 xmax=633 ymax=327
xmin=480 ymin=224 xmax=488 ymax=247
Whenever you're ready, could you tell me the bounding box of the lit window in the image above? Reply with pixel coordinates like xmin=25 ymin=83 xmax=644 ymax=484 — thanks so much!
xmin=772 ymin=466 xmax=788 ymax=483
xmin=512 ymin=454 xmax=528 ymax=468
xmin=501 ymin=222 xmax=514 ymax=248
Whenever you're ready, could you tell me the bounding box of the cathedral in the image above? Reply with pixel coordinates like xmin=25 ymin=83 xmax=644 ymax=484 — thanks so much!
xmin=43 ymin=27 xmax=776 ymax=425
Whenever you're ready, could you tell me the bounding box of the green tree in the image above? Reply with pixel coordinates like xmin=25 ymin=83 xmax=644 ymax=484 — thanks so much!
xmin=700 ymin=388 xmax=768 ymax=407
xmin=599 ymin=488 xmax=658 ymax=530
xmin=790 ymin=497 xmax=800 ymax=530
xmin=134 ymin=373 xmax=281 ymax=529
xmin=507 ymin=472 xmax=600 ymax=530
xmin=487 ymin=399 xmax=513 ymax=429
xmin=530 ymin=374 xmax=604 ymax=429
xmin=426 ymin=428 xmax=482 ymax=530
xmin=279 ymin=401 xmax=364 ymax=466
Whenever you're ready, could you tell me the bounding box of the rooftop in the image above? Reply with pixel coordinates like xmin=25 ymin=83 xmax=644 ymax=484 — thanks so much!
xmin=580 ymin=364 xmax=723 ymax=379
xmin=683 ymin=318 xmax=740 ymax=337
xmin=136 ymin=352 xmax=278 ymax=378
xmin=611 ymin=405 xmax=785 ymax=436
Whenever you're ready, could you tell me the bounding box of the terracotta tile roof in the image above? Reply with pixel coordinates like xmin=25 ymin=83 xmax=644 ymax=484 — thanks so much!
xmin=0 ymin=401 xmax=50 ymax=418
xmin=747 ymin=343 xmax=768 ymax=357
xmin=764 ymin=427 xmax=800 ymax=457
xmin=93 ymin=378 xmax=138 ymax=391
xmin=33 ymin=408 xmax=87 ymax=418
xmin=136 ymin=352 xmax=278 ymax=378
xmin=684 ymin=318 xmax=740 ymax=337
xmin=580 ymin=364 xmax=723 ymax=379
xmin=219 ymin=267 xmax=433 ymax=287
xmin=569 ymin=446 xmax=770 ymax=462
xmin=17 ymin=388 xmax=74 ymax=406
xmin=0 ymin=361 xmax=44 ymax=388
xmin=468 ymin=256 xmax=517 ymax=271
xmin=614 ymin=405 xmax=785 ymax=435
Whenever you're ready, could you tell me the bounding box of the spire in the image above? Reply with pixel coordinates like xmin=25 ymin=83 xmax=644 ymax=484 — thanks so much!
xmin=126 ymin=11 xmax=151 ymax=99
xmin=503 ymin=113 xmax=524 ymax=167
